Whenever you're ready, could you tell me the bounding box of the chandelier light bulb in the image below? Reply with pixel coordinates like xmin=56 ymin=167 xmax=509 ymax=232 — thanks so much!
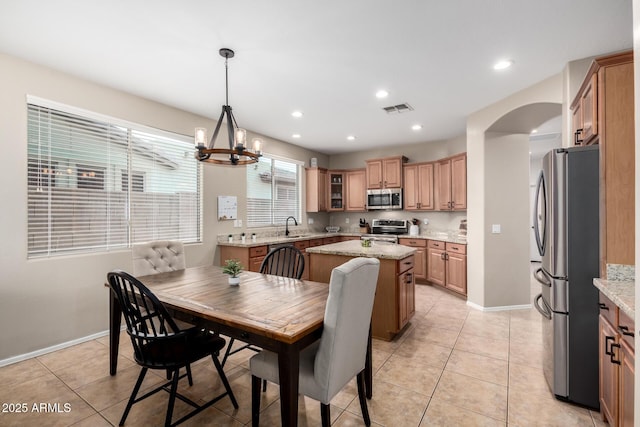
xmin=235 ymin=128 xmax=247 ymax=149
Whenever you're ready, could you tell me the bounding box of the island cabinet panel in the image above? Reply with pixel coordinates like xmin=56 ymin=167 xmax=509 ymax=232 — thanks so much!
xmin=308 ymin=251 xmax=415 ymax=341
xmin=399 ymin=238 xmax=426 ymax=281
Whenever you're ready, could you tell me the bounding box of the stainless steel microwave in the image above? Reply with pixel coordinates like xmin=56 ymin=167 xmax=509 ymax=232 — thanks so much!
xmin=366 ymin=188 xmax=402 ymax=210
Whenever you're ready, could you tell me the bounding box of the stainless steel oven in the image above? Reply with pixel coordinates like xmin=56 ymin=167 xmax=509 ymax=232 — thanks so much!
xmin=366 ymin=189 xmax=402 ymax=210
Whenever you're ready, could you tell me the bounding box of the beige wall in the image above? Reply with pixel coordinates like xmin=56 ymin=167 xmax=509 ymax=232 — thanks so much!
xmin=329 ymin=136 xmax=466 ymax=170
xmin=0 ymin=53 xmax=326 ymax=361
xmin=466 ymin=74 xmax=563 ymax=308
xmin=483 ymin=133 xmax=531 ymax=306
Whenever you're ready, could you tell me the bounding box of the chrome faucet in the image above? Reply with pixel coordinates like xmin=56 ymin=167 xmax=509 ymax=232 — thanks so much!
xmin=285 ymin=216 xmax=298 ymax=236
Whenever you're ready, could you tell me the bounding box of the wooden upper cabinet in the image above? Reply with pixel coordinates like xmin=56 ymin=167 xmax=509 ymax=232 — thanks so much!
xmin=345 ymin=169 xmax=366 ymax=211
xmin=305 ymin=167 xmax=327 ymax=212
xmin=571 ymin=50 xmax=636 ymax=276
xmin=572 ymin=73 xmax=598 ymax=146
xmin=327 ymin=171 xmax=345 ymax=211
xmin=436 ymin=153 xmax=466 ymax=211
xmin=366 ymin=156 xmax=407 ymax=189
xmin=404 ymin=162 xmax=434 ymax=210
xmin=451 ymin=154 xmax=467 ymax=210
xmin=581 ymin=73 xmax=598 ymax=144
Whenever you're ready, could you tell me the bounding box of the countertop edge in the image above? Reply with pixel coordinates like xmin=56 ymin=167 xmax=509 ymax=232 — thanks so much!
xmin=217 ymin=232 xmax=467 ymax=248
xmin=593 ymin=278 xmax=635 ymax=320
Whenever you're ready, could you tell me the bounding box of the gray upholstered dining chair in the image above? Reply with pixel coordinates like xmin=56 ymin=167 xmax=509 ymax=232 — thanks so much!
xmin=132 ymin=240 xmax=186 ymax=276
xmin=250 ymin=257 xmax=380 ymax=427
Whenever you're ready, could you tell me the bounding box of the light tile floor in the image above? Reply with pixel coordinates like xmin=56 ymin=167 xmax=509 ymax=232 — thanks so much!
xmin=0 ymin=264 xmax=608 ymax=426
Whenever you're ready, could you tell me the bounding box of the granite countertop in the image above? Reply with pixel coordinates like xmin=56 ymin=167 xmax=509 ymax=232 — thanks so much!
xmin=593 ymin=278 xmax=635 ymax=320
xmin=305 ymin=240 xmax=416 ymax=260
xmin=217 ymin=230 xmax=467 ymax=248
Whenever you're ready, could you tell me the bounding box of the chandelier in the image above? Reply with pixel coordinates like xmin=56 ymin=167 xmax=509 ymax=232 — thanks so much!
xmin=195 ymin=48 xmax=263 ymax=165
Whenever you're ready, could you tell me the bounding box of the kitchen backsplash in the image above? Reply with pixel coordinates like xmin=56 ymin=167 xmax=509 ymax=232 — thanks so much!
xmin=606 ymin=264 xmax=635 ymax=281
xmin=326 ymin=210 xmax=466 ymax=234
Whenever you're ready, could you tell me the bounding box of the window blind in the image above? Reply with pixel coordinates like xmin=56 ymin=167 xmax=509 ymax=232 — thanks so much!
xmin=246 ymin=155 xmax=301 ymax=227
xmin=27 ymin=100 xmax=201 ymax=258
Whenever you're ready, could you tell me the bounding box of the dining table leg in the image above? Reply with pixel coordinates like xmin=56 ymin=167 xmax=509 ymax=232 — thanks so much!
xmin=278 ymin=345 xmax=300 ymax=427
xmin=109 ymin=289 xmax=121 ymax=376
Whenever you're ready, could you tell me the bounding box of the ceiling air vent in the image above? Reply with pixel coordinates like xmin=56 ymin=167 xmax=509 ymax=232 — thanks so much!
xmin=382 ymin=103 xmax=414 ymax=114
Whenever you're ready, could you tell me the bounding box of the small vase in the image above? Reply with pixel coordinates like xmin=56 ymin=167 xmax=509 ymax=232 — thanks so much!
xmin=228 ymin=276 xmax=240 ymax=286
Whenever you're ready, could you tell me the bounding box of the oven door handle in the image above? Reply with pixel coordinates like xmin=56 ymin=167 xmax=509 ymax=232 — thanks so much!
xmin=534 ymin=293 xmax=552 ymax=319
xmin=533 ymin=267 xmax=551 ymax=288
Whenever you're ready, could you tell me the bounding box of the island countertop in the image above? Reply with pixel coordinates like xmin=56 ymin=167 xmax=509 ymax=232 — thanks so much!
xmin=306 ymin=240 xmax=416 ymax=260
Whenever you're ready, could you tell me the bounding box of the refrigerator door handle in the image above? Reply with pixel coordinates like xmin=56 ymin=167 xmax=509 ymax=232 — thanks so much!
xmin=533 ymin=267 xmax=551 ymax=287
xmin=534 ymin=293 xmax=552 ymax=319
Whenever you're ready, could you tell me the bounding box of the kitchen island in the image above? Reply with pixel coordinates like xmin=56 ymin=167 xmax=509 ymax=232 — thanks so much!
xmin=307 ymin=240 xmax=416 ymax=341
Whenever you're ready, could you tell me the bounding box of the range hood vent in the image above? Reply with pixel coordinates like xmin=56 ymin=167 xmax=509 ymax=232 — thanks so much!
xmin=382 ymin=103 xmax=414 ymax=114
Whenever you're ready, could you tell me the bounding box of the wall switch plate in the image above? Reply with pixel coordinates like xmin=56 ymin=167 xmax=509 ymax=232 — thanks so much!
xmin=491 ymin=224 xmax=501 ymax=234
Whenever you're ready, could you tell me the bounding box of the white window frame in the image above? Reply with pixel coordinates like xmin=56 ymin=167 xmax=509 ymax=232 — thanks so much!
xmin=246 ymin=152 xmax=303 ymax=228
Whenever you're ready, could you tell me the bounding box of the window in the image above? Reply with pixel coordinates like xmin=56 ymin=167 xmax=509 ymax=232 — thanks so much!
xmin=121 ymin=170 xmax=145 ymax=192
xmin=27 ymin=97 xmax=201 ymax=258
xmin=246 ymin=155 xmax=301 ymax=227
xmin=77 ymin=165 xmax=105 ymax=190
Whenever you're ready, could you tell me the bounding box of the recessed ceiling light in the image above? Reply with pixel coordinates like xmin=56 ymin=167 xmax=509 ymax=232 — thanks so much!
xmin=292 ymin=134 xmax=301 ymax=139
xmin=411 ymin=124 xmax=423 ymax=131
xmin=347 ymin=135 xmax=356 ymax=141
xmin=375 ymin=90 xmax=389 ymax=99
xmin=291 ymin=111 xmax=303 ymax=118
xmin=493 ymin=59 xmax=514 ymax=70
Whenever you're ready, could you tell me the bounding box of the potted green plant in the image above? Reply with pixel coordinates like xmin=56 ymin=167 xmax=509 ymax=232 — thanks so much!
xmin=222 ymin=259 xmax=243 ymax=285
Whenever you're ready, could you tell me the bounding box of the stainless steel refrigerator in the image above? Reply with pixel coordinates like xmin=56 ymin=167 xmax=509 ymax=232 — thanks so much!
xmin=532 ymin=145 xmax=600 ymax=409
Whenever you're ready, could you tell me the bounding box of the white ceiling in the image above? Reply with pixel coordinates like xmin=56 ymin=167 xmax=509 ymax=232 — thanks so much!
xmin=0 ymin=1 xmax=632 ymax=154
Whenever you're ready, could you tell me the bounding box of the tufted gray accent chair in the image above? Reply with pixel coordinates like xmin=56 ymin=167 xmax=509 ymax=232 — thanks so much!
xmin=132 ymin=240 xmax=186 ymax=276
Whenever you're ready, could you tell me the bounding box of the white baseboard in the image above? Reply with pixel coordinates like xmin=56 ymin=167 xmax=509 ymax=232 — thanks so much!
xmin=466 ymin=301 xmax=532 ymax=312
xmin=0 ymin=329 xmax=114 ymax=368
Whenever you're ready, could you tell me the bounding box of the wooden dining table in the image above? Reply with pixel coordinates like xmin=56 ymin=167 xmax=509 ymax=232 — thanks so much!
xmin=107 ymin=264 xmax=372 ymax=426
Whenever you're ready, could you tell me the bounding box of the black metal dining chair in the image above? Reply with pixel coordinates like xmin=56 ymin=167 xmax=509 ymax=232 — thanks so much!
xmin=107 ymin=270 xmax=238 ymax=427
xmin=220 ymin=245 xmax=305 ymax=368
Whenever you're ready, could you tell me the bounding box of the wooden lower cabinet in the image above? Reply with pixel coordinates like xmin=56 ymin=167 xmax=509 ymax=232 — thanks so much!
xmin=309 ymin=252 xmax=415 ymax=341
xmin=599 ymin=292 xmax=635 ymax=427
xmin=426 ymin=240 xmax=467 ymax=296
xmin=399 ymin=238 xmax=426 ymax=281
xmin=219 ymin=245 xmax=268 ymax=272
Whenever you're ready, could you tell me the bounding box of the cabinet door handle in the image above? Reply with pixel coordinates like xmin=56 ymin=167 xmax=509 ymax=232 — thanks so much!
xmin=575 ymin=128 xmax=583 ymax=145
xmin=618 ymin=325 xmax=635 ymax=337
xmin=605 ymin=335 xmax=615 ymax=356
xmin=598 ymin=302 xmax=609 ymax=311
xmin=610 ymin=343 xmax=621 ymax=365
